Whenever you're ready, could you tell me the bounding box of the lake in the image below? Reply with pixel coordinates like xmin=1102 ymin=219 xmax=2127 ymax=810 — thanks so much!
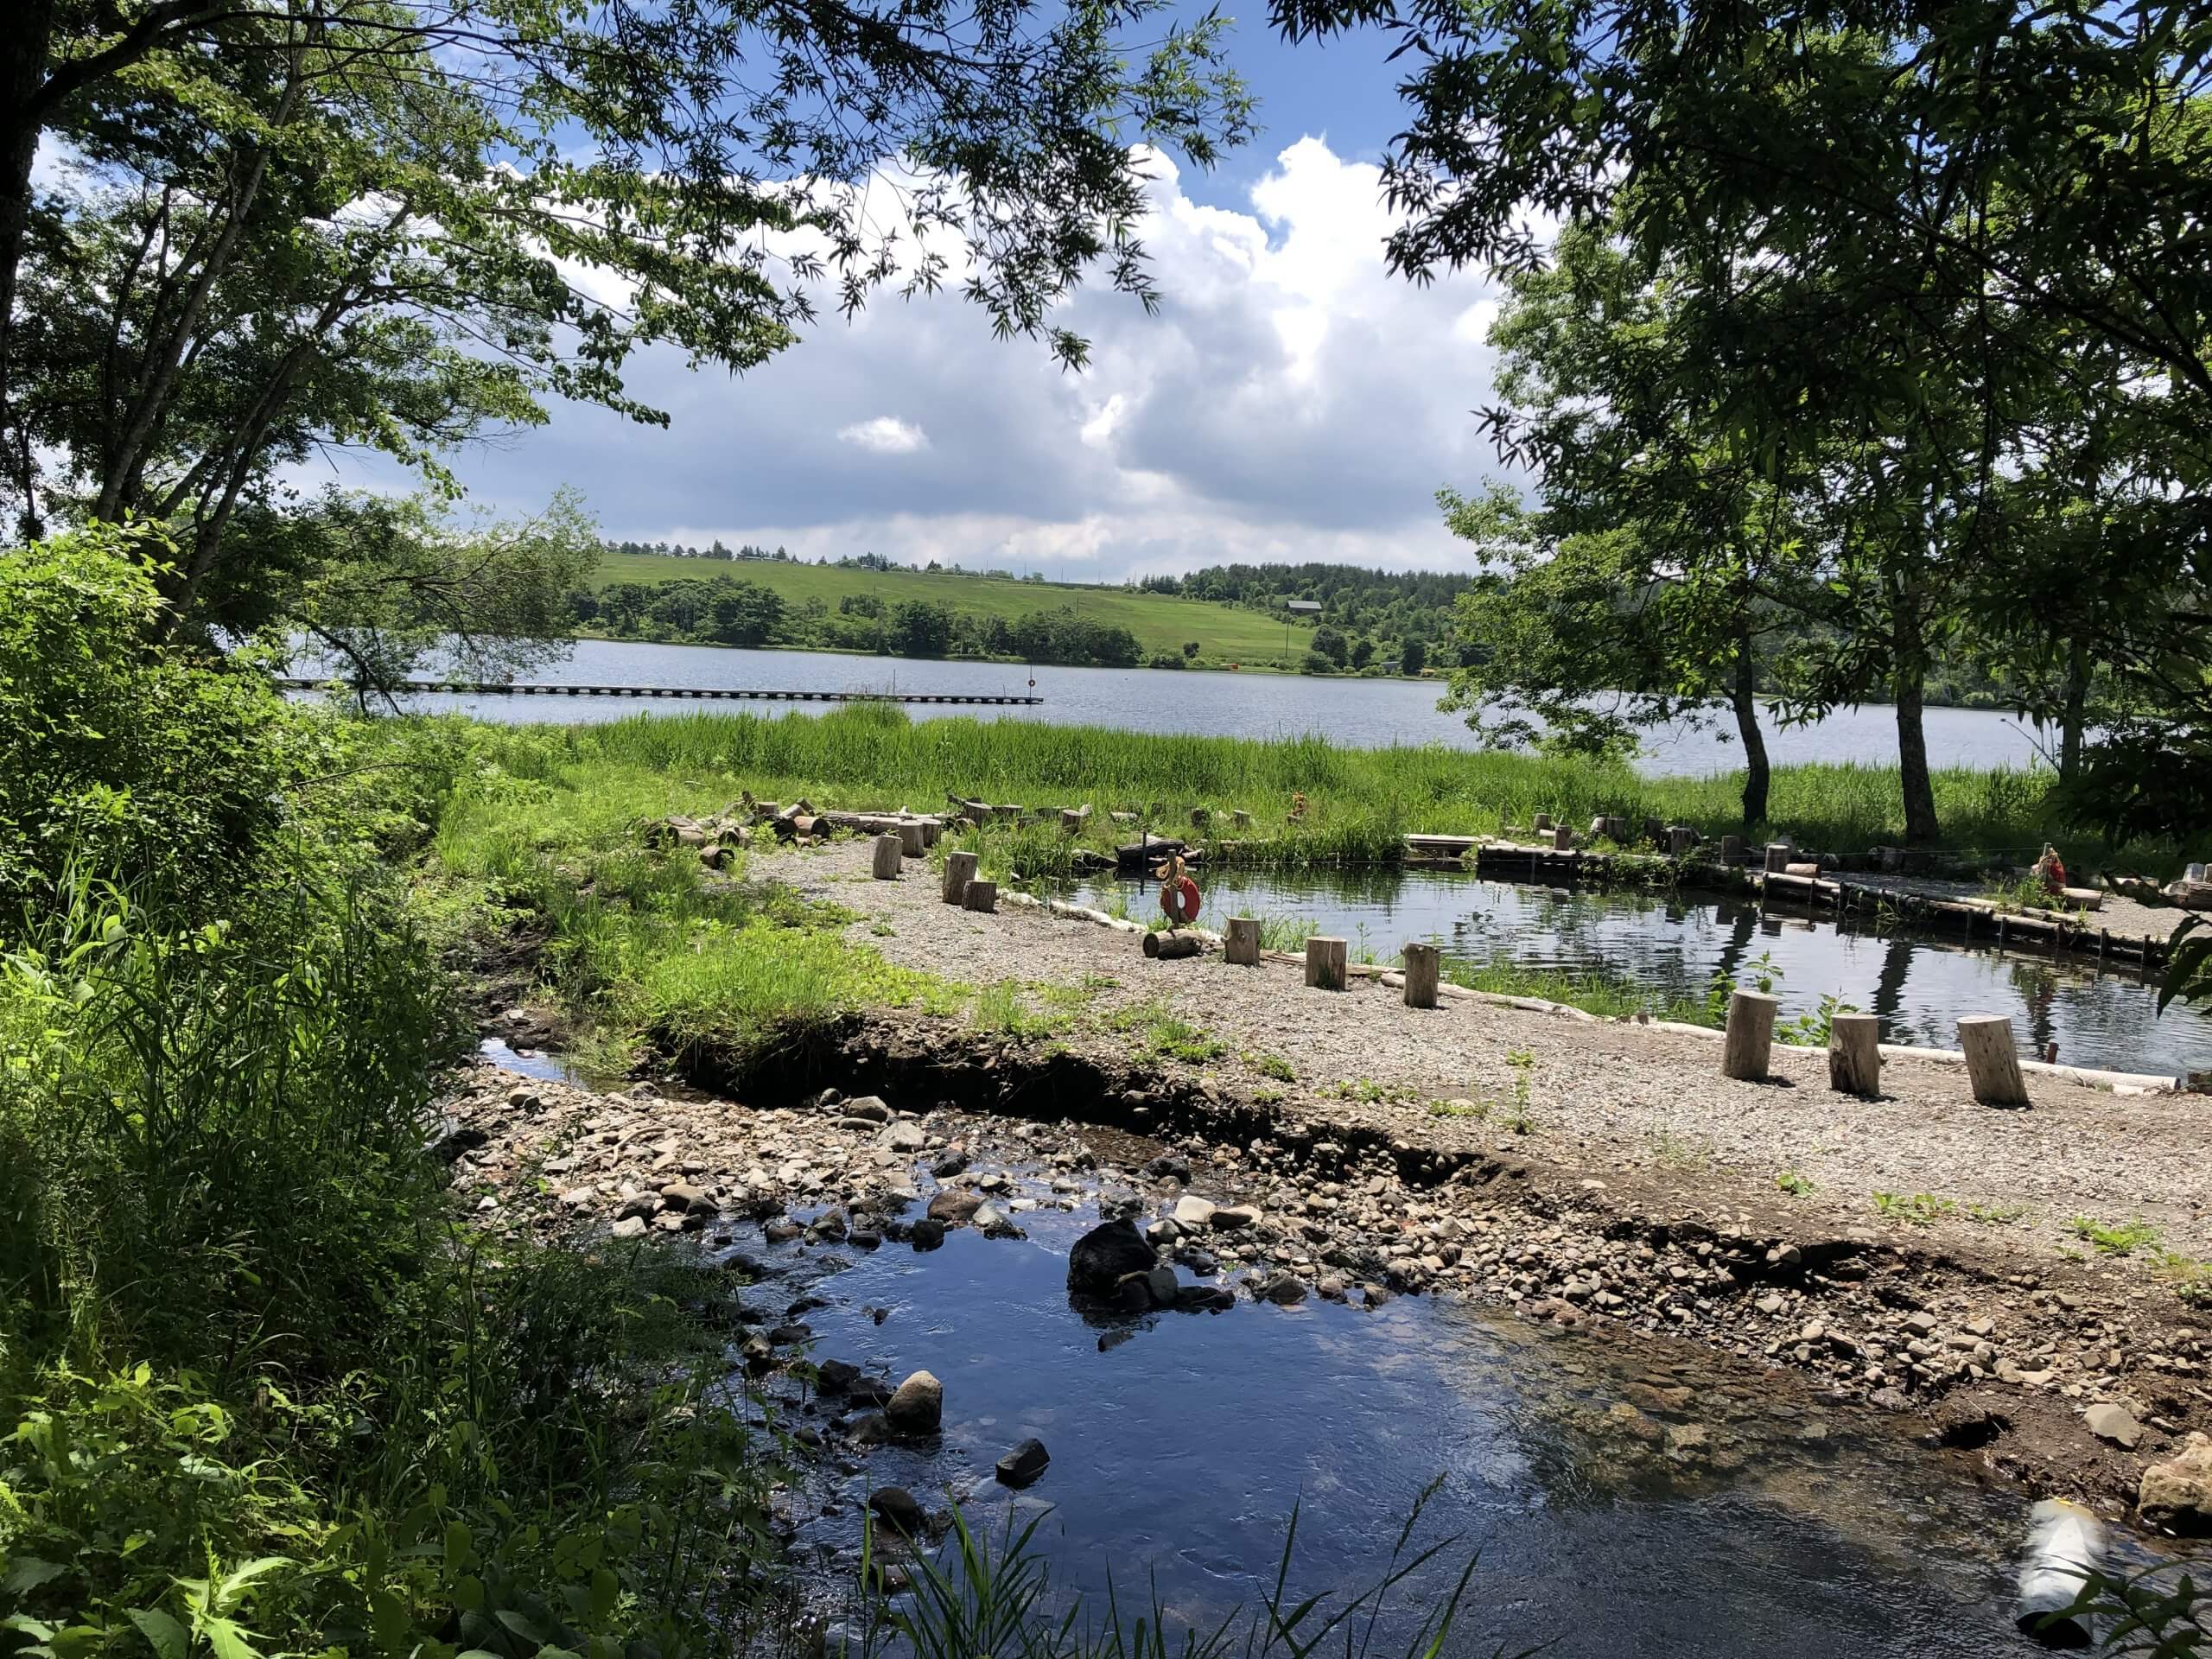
xmin=339 ymin=638 xmax=2056 ymax=777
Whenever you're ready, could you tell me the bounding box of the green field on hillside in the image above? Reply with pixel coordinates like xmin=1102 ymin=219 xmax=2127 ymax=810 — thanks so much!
xmin=590 ymin=550 xmax=1320 ymax=668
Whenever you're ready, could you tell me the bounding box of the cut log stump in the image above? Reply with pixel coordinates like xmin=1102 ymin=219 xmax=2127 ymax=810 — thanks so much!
xmin=941 ymin=850 xmax=977 ymax=906
xmin=1305 ymin=936 xmax=1348 ymax=991
xmin=1722 ymin=990 xmax=1779 ymax=1081
xmin=963 ymin=879 xmax=998 ymax=914
xmin=897 ymin=821 xmax=926 ymax=858
xmin=871 ymin=834 xmax=903 ymax=880
xmin=1959 ymin=1014 xmax=2029 ymax=1106
xmin=1402 ymin=943 xmax=1440 ymax=1009
xmin=1827 ymin=1013 xmax=1882 ymax=1096
xmin=1224 ymin=917 xmax=1260 ymax=966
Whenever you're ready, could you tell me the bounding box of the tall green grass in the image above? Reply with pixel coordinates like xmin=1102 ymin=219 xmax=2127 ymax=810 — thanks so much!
xmin=446 ymin=705 xmax=2146 ymax=873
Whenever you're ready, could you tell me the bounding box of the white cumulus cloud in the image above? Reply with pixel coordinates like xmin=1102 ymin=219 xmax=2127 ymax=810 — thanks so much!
xmin=836 ymin=416 xmax=929 ymax=454
xmin=353 ymin=137 xmax=1531 ymax=582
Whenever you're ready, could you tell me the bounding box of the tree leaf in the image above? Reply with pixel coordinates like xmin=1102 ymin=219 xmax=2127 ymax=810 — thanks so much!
xmin=128 ymin=1609 xmax=188 ymax=1659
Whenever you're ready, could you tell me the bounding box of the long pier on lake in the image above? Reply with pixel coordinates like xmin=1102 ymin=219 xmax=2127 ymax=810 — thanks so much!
xmin=276 ymin=679 xmax=1042 ymax=705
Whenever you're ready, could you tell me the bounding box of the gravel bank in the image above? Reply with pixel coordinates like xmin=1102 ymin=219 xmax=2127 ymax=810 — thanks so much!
xmin=779 ymin=841 xmax=2212 ymax=1267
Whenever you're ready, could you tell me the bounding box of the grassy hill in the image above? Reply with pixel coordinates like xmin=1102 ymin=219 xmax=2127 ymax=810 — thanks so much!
xmin=589 ymin=550 xmax=1319 ymax=669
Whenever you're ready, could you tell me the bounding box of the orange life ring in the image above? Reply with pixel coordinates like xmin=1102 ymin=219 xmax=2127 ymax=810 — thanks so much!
xmin=1160 ymin=875 xmax=1202 ymax=925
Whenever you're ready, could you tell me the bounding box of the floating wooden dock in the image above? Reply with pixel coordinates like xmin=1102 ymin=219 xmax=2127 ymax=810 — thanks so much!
xmin=1402 ymin=835 xmax=2174 ymax=969
xmin=276 ymin=679 xmax=1041 ymax=705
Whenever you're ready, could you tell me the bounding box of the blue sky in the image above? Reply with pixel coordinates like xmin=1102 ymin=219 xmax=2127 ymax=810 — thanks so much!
xmin=340 ymin=16 xmax=1522 ymax=582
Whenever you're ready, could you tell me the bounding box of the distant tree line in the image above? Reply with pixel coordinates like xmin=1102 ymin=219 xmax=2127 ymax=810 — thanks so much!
xmin=1138 ymin=562 xmax=1477 ymax=676
xmin=572 ymin=581 xmax=1141 ymax=666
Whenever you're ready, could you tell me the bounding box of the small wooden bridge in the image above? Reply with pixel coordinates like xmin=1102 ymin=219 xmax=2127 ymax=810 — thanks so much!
xmin=276 ymin=679 xmax=1041 ymax=705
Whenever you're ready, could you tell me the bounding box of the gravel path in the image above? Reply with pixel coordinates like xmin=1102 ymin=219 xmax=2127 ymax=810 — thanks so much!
xmin=781 ymin=842 xmax=2212 ymax=1265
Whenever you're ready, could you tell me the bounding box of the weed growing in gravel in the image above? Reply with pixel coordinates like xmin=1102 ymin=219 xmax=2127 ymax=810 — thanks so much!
xmin=1776 ymin=1170 xmax=1815 ymax=1197
xmin=1252 ymin=1087 xmax=1286 ymax=1105
xmin=1330 ymin=1077 xmax=1414 ymax=1104
xmin=1872 ymin=1192 xmax=1957 ymax=1225
xmin=2156 ymin=1252 xmax=2212 ymax=1307
xmin=1498 ymin=1049 xmax=1537 ymax=1132
xmin=1247 ymin=1051 xmax=1298 ymax=1083
xmin=969 ymin=980 xmax=1083 ymax=1040
xmin=1430 ymin=1097 xmax=1488 ymax=1120
xmin=1964 ymin=1201 xmax=2026 ymax=1226
xmin=1650 ymin=1130 xmax=1713 ymax=1170
xmin=2069 ymin=1216 xmax=2162 ymax=1255
xmin=1109 ymin=999 xmax=1228 ymax=1064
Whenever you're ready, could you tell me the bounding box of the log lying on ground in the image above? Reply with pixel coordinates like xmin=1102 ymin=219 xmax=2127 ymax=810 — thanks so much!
xmin=1142 ymin=931 xmax=1205 ymax=959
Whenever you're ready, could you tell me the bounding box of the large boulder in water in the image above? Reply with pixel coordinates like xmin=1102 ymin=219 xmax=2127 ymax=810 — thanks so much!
xmin=1067 ymin=1218 xmax=1155 ymax=1296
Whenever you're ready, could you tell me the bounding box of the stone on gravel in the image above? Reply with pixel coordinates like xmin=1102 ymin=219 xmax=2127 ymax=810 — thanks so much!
xmin=616 ymin=1193 xmax=659 ymax=1222
xmin=2138 ymin=1433 xmax=2212 ymax=1535
xmin=817 ymin=1359 xmax=862 ymax=1394
xmin=1144 ymin=1154 xmax=1193 ymax=1183
xmin=1145 ymin=1265 xmax=1180 ymax=1306
xmin=995 ymin=1437 xmax=1051 ymax=1488
xmin=842 ymin=1096 xmax=892 ymax=1123
xmin=868 ymin=1486 xmax=925 ymax=1534
xmin=610 ymin=1215 xmax=647 ymax=1239
xmin=1210 ymin=1205 xmax=1260 ymax=1233
xmin=931 ymin=1149 xmax=969 ymax=1178
xmin=880 ymin=1121 xmax=927 ymax=1153
xmin=1172 ymin=1196 xmax=1217 ymax=1230
xmin=2085 ymin=1402 xmax=2144 ymax=1450
xmin=886 ymin=1370 xmax=943 ymax=1433
xmin=661 ymin=1181 xmax=713 ymax=1214
xmin=1068 ymin=1218 xmax=1157 ymax=1294
xmin=1258 ymin=1272 xmax=1307 ymax=1306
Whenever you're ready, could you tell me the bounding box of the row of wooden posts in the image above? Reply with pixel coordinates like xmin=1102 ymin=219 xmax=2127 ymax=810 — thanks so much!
xmin=1234 ymin=925 xmax=2034 ymax=1108
xmin=887 ymin=837 xmax=2038 ymax=1109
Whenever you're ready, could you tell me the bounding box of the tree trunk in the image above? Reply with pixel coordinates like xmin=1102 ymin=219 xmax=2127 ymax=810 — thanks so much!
xmin=2058 ymin=639 xmax=2089 ymax=784
xmin=1892 ymin=596 xmax=1940 ymax=844
xmin=1732 ymin=627 xmax=1770 ymax=827
xmin=0 ymin=0 xmax=59 ymax=515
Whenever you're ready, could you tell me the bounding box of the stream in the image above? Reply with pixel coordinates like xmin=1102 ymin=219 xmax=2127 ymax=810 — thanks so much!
xmin=1068 ymin=868 xmax=2212 ymax=1082
xmin=475 ymin=1040 xmax=2204 ymax=1654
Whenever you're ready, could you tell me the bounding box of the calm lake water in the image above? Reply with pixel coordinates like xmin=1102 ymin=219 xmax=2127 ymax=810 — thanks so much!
xmin=699 ymin=1180 xmax=2179 ymax=1658
xmin=1071 ymin=868 xmax=2212 ymax=1080
xmin=347 ymin=639 xmax=2055 ymax=777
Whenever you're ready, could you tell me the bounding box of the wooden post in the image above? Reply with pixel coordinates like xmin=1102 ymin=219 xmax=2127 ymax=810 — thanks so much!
xmin=920 ymin=818 xmax=941 ymax=849
xmin=962 ymin=879 xmax=999 ymax=914
xmin=1402 ymin=943 xmax=1440 ymax=1008
xmin=1643 ymin=816 xmax=1666 ymax=848
xmin=1827 ymin=1013 xmax=1881 ymax=1096
xmin=1668 ymin=825 xmax=1696 ymax=857
xmin=871 ymin=834 xmax=903 ymax=880
xmin=942 ymin=850 xmax=977 ymax=906
xmin=1143 ymin=931 xmax=1205 ymax=959
xmin=1720 ymin=834 xmax=1744 ymax=865
xmin=1231 ymin=809 xmax=1251 ymax=830
xmin=1059 ymin=809 xmax=1084 ymax=835
xmin=1305 ymin=936 xmax=1348 ymax=991
xmin=1722 ymin=990 xmax=1778 ymax=1081
xmin=898 ymin=821 xmax=926 ymax=858
xmin=1764 ymin=842 xmax=1792 ymax=874
xmin=1190 ymin=806 xmax=1211 ymax=830
xmin=1552 ymin=823 xmax=1574 ymax=851
xmin=1224 ymin=917 xmax=1261 ymax=966
xmin=1958 ymin=1015 xmax=2029 ymax=1106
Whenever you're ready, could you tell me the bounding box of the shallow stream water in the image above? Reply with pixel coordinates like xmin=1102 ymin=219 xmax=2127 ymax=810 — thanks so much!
xmin=1069 ymin=868 xmax=2212 ymax=1081
xmin=473 ymin=1039 xmax=2205 ymax=1653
